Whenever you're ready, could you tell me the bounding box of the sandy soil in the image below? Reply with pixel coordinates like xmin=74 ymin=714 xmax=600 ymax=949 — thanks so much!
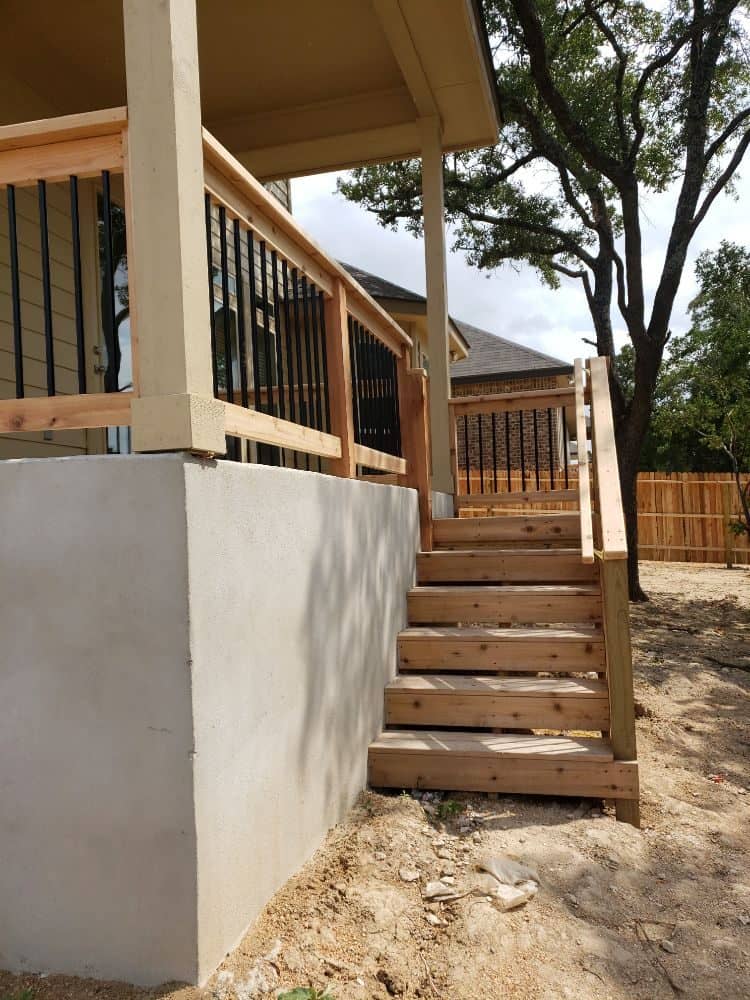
xmin=2 ymin=562 xmax=749 ymax=1000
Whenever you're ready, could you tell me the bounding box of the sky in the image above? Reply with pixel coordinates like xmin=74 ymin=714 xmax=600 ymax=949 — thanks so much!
xmin=291 ymin=168 xmax=750 ymax=365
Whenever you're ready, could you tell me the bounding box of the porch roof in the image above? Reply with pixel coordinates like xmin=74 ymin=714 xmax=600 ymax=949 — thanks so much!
xmin=1 ymin=0 xmax=500 ymax=181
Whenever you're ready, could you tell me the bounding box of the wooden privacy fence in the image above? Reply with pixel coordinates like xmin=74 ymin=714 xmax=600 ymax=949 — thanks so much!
xmin=459 ymin=469 xmax=749 ymax=566
xmin=637 ymin=472 xmax=749 ymax=566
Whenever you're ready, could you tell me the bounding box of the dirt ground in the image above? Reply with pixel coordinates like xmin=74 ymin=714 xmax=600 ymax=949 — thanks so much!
xmin=2 ymin=562 xmax=749 ymax=1000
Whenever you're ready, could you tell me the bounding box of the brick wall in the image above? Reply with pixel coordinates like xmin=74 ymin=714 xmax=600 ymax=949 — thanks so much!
xmin=452 ymin=374 xmax=569 ymax=488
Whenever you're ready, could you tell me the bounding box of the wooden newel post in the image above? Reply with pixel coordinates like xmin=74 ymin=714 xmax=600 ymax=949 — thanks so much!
xmin=323 ymin=278 xmax=356 ymax=477
xmin=449 ymin=405 xmax=459 ymax=516
xmin=398 ymin=361 xmax=433 ymax=551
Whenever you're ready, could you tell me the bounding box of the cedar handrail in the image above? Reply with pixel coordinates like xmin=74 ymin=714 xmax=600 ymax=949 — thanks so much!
xmin=586 ymin=354 xmax=639 ymax=827
xmin=573 ymin=359 xmax=594 ymax=563
xmin=588 ymin=356 xmax=627 ymax=559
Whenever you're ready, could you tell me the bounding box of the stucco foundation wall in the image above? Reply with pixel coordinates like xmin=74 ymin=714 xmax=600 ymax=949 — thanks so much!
xmin=0 ymin=455 xmax=198 ymax=986
xmin=431 ymin=490 xmax=454 ymax=518
xmin=0 ymin=455 xmax=418 ymax=987
xmin=184 ymin=461 xmax=419 ymax=980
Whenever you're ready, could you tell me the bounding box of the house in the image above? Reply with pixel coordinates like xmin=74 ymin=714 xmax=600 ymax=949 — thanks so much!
xmin=0 ymin=0 xmax=638 ymax=990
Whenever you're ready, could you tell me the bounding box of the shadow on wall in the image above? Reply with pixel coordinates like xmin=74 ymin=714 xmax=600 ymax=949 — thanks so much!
xmin=294 ymin=470 xmax=417 ymax=824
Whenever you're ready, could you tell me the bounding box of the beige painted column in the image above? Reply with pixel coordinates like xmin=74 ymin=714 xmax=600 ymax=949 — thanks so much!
xmin=123 ymin=0 xmax=225 ymax=454
xmin=418 ymin=116 xmax=453 ymax=494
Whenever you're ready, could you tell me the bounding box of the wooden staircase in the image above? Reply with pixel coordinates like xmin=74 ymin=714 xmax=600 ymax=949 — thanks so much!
xmin=368 ymin=360 xmax=640 ymax=825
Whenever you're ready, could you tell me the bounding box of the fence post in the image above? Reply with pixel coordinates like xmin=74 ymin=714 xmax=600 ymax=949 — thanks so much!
xmin=322 ymin=278 xmax=356 ymax=477
xmin=398 ymin=363 xmax=433 ymax=550
xmin=721 ymin=481 xmax=734 ymax=569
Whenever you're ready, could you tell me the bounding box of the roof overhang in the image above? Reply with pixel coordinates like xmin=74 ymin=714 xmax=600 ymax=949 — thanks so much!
xmin=376 ymin=298 xmax=471 ymax=360
xmin=1 ymin=1 xmax=500 ymax=180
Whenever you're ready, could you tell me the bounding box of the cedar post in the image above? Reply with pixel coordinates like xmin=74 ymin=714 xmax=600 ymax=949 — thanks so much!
xmin=398 ymin=362 xmax=433 ymax=550
xmin=323 ymin=278 xmax=356 ymax=477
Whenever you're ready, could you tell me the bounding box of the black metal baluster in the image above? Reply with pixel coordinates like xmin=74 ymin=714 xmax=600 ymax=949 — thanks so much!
xmin=232 ymin=220 xmax=249 ymax=409
xmin=391 ymin=351 xmax=402 ymax=456
xmin=69 ymin=177 xmax=87 ymax=394
xmin=478 ymin=413 xmax=485 ymax=494
xmin=204 ymin=194 xmax=219 ymax=397
xmin=259 ymin=241 xmax=280 ymax=464
xmin=563 ymin=410 xmax=570 ymax=488
xmin=317 ymin=290 xmax=331 ymax=433
xmin=519 ymin=410 xmax=526 ymax=491
xmin=37 ymin=180 xmax=55 ymax=395
xmin=309 ymin=281 xmax=323 ymax=432
xmin=373 ymin=339 xmax=385 ymax=452
xmin=349 ymin=319 xmax=362 ymax=445
xmin=301 ymin=276 xmax=316 ymax=429
xmin=281 ymin=260 xmax=298 ymax=469
xmin=271 ymin=252 xmax=286 ymax=423
xmin=358 ymin=327 xmax=371 ymax=447
xmin=247 ymin=231 xmax=263 ymax=412
xmin=7 ymin=185 xmax=24 ymax=398
xmin=464 ymin=414 xmax=471 ymax=494
xmin=505 ymin=411 xmax=512 ymax=490
xmin=491 ymin=412 xmax=498 ymax=492
xmin=292 ymin=268 xmax=310 ymax=470
xmin=548 ymin=407 xmax=556 ymax=489
xmin=533 ymin=409 xmax=541 ymax=490
xmin=218 ymin=207 xmax=234 ymax=404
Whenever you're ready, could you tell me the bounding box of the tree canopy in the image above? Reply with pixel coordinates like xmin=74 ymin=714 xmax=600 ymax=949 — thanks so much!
xmin=339 ymin=0 xmax=750 ymax=597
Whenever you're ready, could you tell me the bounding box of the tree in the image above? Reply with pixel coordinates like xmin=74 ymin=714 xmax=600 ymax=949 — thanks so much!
xmin=338 ymin=0 xmax=750 ymax=599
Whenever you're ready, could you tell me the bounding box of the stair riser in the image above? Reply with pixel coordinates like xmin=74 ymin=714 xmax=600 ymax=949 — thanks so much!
xmin=385 ymin=693 xmax=610 ymax=730
xmin=398 ymin=638 xmax=605 ymax=672
xmin=417 ymin=552 xmax=597 ymax=584
xmin=433 ymin=516 xmax=581 ymax=548
xmin=407 ymin=593 xmax=602 ymax=625
xmin=368 ymin=752 xmax=638 ymax=800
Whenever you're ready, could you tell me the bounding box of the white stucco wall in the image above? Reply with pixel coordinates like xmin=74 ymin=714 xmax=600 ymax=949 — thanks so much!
xmin=431 ymin=490 xmax=455 ymax=518
xmin=0 ymin=455 xmax=198 ymax=985
xmin=0 ymin=455 xmax=418 ymax=986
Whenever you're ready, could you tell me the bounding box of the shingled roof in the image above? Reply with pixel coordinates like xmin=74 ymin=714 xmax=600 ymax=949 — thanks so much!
xmin=451 ymin=320 xmax=572 ymax=382
xmin=342 ymin=262 xmax=572 ymax=382
xmin=341 ymin=263 xmax=426 ymax=304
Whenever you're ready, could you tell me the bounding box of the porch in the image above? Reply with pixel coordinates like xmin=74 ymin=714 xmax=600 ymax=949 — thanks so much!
xmin=0 ymin=0 xmax=637 ymax=990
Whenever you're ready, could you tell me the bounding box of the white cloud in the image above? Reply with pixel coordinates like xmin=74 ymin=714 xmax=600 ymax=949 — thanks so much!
xmin=292 ymin=167 xmax=750 ymax=364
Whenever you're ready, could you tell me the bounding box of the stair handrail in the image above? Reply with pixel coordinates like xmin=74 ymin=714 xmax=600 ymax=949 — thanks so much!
xmin=573 ymin=359 xmax=595 ymax=563
xmin=587 ymin=354 xmax=639 ymax=827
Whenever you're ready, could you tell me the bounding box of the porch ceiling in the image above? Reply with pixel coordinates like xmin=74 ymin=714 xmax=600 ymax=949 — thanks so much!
xmin=1 ymin=0 xmax=499 ymax=180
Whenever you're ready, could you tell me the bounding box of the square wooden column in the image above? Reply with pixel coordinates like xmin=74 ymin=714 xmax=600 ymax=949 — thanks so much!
xmin=123 ymin=0 xmax=225 ymax=454
xmin=419 ymin=116 xmax=453 ymax=495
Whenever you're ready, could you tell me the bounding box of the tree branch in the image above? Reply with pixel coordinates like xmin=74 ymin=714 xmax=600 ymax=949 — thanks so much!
xmin=691 ymin=126 xmax=750 ymax=234
xmin=704 ymin=107 xmax=750 ymax=162
xmin=464 ymin=209 xmax=597 ymax=267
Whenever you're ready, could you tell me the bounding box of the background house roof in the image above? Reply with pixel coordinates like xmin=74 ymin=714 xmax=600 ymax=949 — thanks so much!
xmin=451 ymin=321 xmax=573 ymax=382
xmin=342 ymin=263 xmax=572 ymax=382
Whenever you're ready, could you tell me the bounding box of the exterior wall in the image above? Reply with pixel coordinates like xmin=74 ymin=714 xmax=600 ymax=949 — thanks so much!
xmin=0 ymin=455 xmax=198 ymax=985
xmin=452 ymin=373 xmax=569 ymax=478
xmin=0 ymin=182 xmax=101 ymax=459
xmin=184 ymin=461 xmax=418 ymax=979
xmin=432 ymin=489 xmax=454 ymax=518
xmin=0 ymin=454 xmax=419 ymax=986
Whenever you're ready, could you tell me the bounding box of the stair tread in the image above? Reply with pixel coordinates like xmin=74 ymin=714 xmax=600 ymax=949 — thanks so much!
xmin=434 ymin=513 xmax=580 ymax=524
xmin=419 ymin=548 xmax=584 ymax=557
xmin=399 ymin=625 xmax=602 ymax=642
xmin=409 ymin=584 xmax=600 ymax=596
xmin=386 ymin=675 xmax=607 ymax=696
xmin=370 ymin=730 xmax=615 ymax=761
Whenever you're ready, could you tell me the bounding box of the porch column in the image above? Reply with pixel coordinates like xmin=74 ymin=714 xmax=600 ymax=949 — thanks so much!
xmin=419 ymin=116 xmax=453 ymax=495
xmin=123 ymin=0 xmax=225 ymax=454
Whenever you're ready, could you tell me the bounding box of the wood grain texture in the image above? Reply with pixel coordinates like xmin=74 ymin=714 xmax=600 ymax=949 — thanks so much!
xmin=407 ymin=584 xmax=602 ymax=625
xmin=416 ymin=549 xmax=597 ymax=584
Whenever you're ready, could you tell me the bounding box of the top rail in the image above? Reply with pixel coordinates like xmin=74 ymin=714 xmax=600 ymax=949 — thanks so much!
xmin=573 ymin=359 xmax=594 ymax=563
xmin=449 ymin=386 xmax=574 ymax=416
xmin=588 ymin=356 xmax=627 ymax=559
xmin=202 ymin=128 xmax=411 ymax=357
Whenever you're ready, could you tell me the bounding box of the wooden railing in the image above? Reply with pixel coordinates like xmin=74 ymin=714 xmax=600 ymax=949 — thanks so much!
xmin=448 ymin=385 xmax=577 ymax=512
xmin=449 ymin=359 xmax=639 ymax=824
xmin=0 ymin=108 xmax=133 ymax=436
xmin=587 ymin=355 xmax=639 ymax=827
xmin=0 ymin=111 xmax=432 ymax=546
